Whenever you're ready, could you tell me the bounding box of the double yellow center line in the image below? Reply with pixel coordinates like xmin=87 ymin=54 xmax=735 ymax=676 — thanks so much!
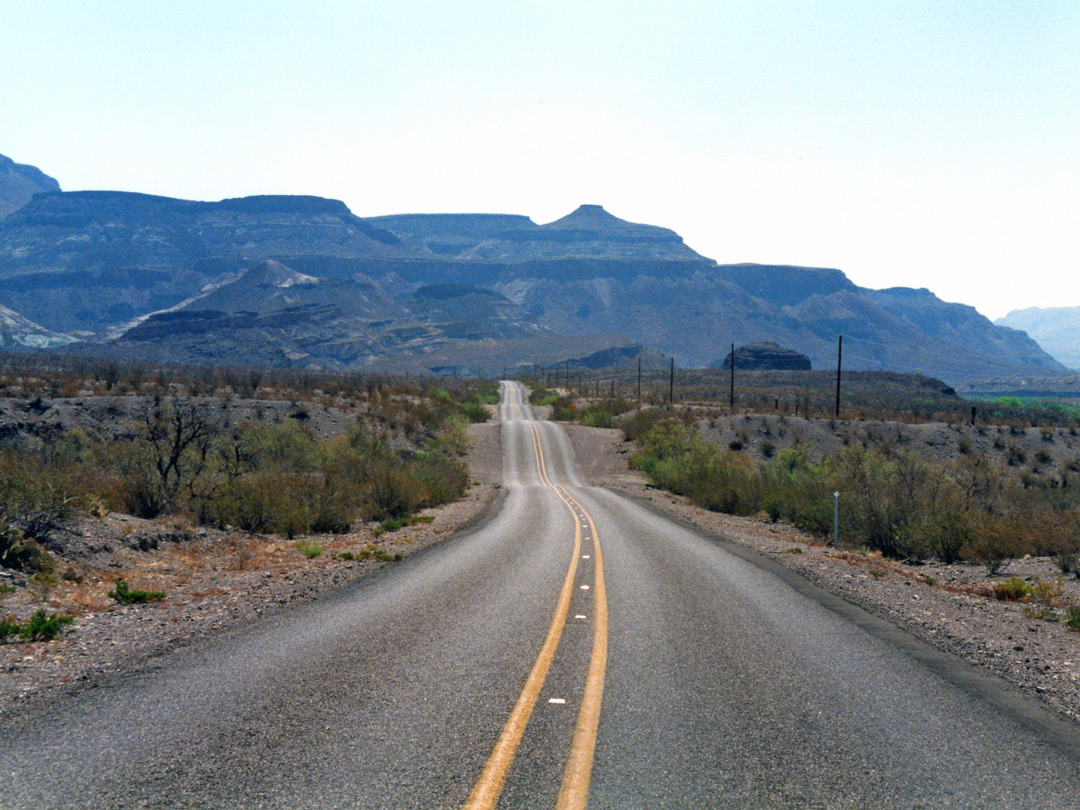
xmin=464 ymin=421 xmax=608 ymax=810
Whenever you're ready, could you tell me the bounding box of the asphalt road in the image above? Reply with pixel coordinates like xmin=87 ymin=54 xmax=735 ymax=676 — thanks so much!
xmin=3 ymin=381 xmax=1080 ymax=808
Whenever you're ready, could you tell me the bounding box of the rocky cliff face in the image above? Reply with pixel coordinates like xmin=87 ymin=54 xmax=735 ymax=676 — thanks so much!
xmin=0 ymin=153 xmax=60 ymax=219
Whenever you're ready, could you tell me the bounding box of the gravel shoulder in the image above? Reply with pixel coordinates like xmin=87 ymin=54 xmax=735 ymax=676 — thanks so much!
xmin=562 ymin=423 xmax=1080 ymax=726
xmin=0 ymin=422 xmax=503 ymax=717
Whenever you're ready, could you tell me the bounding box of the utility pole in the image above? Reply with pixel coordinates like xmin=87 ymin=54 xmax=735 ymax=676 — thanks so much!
xmin=637 ymin=356 xmax=642 ymax=404
xmin=835 ymin=334 xmax=843 ymax=418
xmin=669 ymin=357 xmax=674 ymax=405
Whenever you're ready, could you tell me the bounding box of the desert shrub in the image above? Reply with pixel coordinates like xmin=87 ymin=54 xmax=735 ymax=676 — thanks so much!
xmin=365 ymin=466 xmax=427 ymax=521
xmin=242 ymin=422 xmax=318 ymax=472
xmin=202 ymin=472 xmax=359 ymax=537
xmin=0 ymin=521 xmax=54 ymax=573
xmin=108 ymin=578 xmax=165 ymax=604
xmin=460 ymin=400 xmax=490 ymax=424
xmin=373 ymin=514 xmax=434 ymax=535
xmin=919 ymin=511 xmax=974 ymax=564
xmin=404 ymin=453 xmax=469 ymax=507
xmin=1066 ymin=606 xmax=1080 ymax=631
xmin=113 ymin=400 xmax=221 ymax=517
xmin=619 ymin=408 xmax=670 ymax=442
xmin=0 ymin=451 xmax=87 ymax=539
xmin=0 ymin=610 xmax=74 ymax=643
xmin=576 ymin=398 xmax=634 ymax=429
xmin=963 ymin=515 xmax=1022 ymax=575
xmin=991 ymin=577 xmax=1031 ymax=601
xmin=632 ymin=423 xmax=762 ymax=516
xmin=759 ymin=447 xmax=837 ymax=537
xmin=0 ymin=618 xmax=19 ymax=643
xmin=580 ymin=408 xmax=613 ymax=428
xmin=948 ymin=454 xmax=1008 ymax=515
xmin=295 ymin=540 xmax=323 ymax=559
xmin=1030 ymin=578 xmax=1064 ymax=604
xmin=528 ymin=385 xmax=562 ymax=407
xmin=21 ymin=609 xmax=74 ymax=640
xmin=27 ymin=571 xmax=57 ymax=601
xmin=828 ymin=447 xmax=942 ymax=558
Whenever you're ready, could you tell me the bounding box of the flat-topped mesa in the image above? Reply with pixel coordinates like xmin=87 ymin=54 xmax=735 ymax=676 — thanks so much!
xmin=716 ymin=341 xmax=812 ymax=371
xmin=368 ymin=213 xmax=538 ymax=240
xmin=0 ymin=190 xmax=407 ymax=334
xmin=461 ymin=203 xmax=705 ymax=262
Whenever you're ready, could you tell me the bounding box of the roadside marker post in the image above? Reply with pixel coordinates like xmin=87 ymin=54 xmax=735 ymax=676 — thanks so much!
xmin=833 ymin=491 xmax=840 ymax=548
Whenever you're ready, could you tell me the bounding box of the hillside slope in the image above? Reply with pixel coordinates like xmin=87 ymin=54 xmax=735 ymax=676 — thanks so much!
xmin=0 ymin=153 xmax=60 ymax=219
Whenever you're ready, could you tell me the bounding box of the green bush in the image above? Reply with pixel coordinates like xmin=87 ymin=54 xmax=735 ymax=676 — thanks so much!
xmin=991 ymin=577 xmax=1031 ymax=601
xmin=0 ymin=452 xmax=87 ymax=539
xmin=0 ymin=618 xmax=19 ymax=643
xmin=108 ymin=578 xmax=166 ymax=604
xmin=921 ymin=512 xmax=974 ymax=564
xmin=0 ymin=610 xmax=75 ymax=643
xmin=366 ymin=466 xmax=426 ymax=521
xmin=373 ymin=514 xmax=434 ymax=536
xmin=1066 ymin=606 xmax=1080 ymax=632
xmin=405 ymin=453 xmax=469 ymax=508
xmin=21 ymin=609 xmax=74 ymax=641
xmin=295 ymin=540 xmax=323 ymax=559
xmin=632 ymin=423 xmax=763 ymax=517
xmin=0 ymin=521 xmax=54 ymax=573
xmin=618 ymin=408 xmax=670 ymax=442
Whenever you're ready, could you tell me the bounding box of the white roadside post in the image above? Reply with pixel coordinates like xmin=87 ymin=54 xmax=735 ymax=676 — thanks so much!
xmin=833 ymin=491 xmax=839 ymax=548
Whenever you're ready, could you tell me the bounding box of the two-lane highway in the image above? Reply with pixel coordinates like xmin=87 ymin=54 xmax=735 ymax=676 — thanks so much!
xmin=3 ymin=381 xmax=1080 ymax=808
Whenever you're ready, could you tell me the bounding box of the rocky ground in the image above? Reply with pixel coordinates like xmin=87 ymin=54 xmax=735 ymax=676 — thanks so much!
xmin=5 ymin=413 xmax=1080 ymax=730
xmin=563 ymin=423 xmax=1080 ymax=726
xmin=693 ymin=410 xmax=1080 ymax=476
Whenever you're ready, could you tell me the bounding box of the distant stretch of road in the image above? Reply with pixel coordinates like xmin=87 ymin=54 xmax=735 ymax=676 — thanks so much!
xmin=3 ymin=381 xmax=1080 ymax=808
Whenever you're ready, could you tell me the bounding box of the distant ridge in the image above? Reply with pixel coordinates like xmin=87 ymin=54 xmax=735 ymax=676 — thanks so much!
xmin=0 ymin=153 xmax=61 ymax=218
xmin=997 ymin=306 xmax=1080 ymax=371
xmin=0 ymin=182 xmax=1067 ymax=382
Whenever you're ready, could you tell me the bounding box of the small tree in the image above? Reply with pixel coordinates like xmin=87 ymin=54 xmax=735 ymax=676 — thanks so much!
xmin=119 ymin=400 xmax=219 ymax=517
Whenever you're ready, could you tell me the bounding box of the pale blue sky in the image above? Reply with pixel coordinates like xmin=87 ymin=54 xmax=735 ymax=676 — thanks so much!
xmin=4 ymin=1 xmax=1078 ymax=318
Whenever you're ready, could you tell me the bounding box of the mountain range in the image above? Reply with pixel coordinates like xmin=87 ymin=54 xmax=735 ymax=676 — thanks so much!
xmin=996 ymin=307 xmax=1080 ymax=371
xmin=0 ymin=151 xmax=1068 ymax=383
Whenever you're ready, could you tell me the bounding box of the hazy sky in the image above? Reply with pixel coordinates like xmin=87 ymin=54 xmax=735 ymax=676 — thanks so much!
xmin=4 ymin=1 xmax=1078 ymax=319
